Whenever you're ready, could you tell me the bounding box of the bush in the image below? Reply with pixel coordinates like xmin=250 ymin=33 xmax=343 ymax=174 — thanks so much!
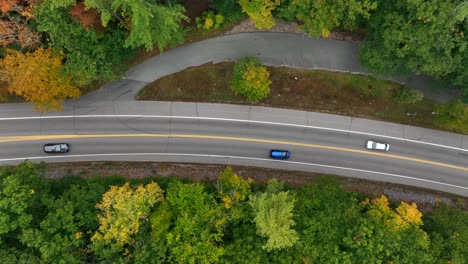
xmin=195 ymin=10 xmax=224 ymax=31
xmin=433 ymin=100 xmax=468 ymax=133
xmin=393 ymin=87 xmax=424 ymax=104
xmin=209 ymin=0 xmax=245 ymax=24
xmin=231 ymin=57 xmax=271 ymax=102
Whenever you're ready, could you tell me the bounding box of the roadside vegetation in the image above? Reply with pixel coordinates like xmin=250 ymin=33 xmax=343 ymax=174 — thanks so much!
xmin=0 ymin=161 xmax=466 ymax=263
xmin=138 ymin=61 xmax=468 ymax=134
xmin=0 ymin=0 xmax=466 ymax=110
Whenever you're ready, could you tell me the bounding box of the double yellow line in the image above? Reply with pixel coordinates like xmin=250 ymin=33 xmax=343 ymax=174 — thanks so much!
xmin=0 ymin=134 xmax=467 ymax=172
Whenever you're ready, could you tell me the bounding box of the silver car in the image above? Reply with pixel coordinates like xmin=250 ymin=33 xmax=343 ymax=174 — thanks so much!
xmin=366 ymin=140 xmax=389 ymax=151
xmin=43 ymin=143 xmax=70 ymax=153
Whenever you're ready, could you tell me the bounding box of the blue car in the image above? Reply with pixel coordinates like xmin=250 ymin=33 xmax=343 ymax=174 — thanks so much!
xmin=270 ymin=149 xmax=291 ymax=160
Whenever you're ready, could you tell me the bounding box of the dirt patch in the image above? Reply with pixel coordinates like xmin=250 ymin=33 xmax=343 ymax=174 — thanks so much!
xmin=224 ymin=18 xmax=366 ymax=42
xmin=44 ymin=161 xmax=467 ymax=213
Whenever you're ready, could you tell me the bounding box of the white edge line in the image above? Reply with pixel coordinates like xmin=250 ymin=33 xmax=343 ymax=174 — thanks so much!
xmin=1 ymin=153 xmax=467 ymax=192
xmin=1 ymin=115 xmax=467 ymax=152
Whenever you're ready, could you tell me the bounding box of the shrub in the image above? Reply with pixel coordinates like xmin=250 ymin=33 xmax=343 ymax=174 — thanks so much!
xmin=195 ymin=11 xmax=224 ymax=31
xmin=433 ymin=100 xmax=468 ymax=133
xmin=393 ymin=87 xmax=424 ymax=104
xmin=231 ymin=57 xmax=271 ymax=102
xmin=210 ymin=0 xmax=245 ymax=24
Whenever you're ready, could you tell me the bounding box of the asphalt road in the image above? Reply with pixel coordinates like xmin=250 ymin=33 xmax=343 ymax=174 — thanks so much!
xmin=1 ymin=115 xmax=467 ymax=196
xmin=0 ymin=32 xmax=465 ymax=196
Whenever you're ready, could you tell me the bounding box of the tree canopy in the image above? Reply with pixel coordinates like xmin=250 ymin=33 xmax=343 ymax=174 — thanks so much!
xmin=238 ymin=0 xmax=280 ymax=29
xmin=277 ymin=0 xmax=377 ymax=37
xmin=249 ymin=188 xmax=299 ymax=251
xmin=0 ymin=48 xmax=80 ymax=111
xmin=360 ymin=0 xmax=468 ymax=93
xmin=0 ymin=163 xmax=466 ymax=263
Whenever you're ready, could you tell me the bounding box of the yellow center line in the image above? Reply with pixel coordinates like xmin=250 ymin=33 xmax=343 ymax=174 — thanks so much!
xmin=0 ymin=134 xmax=467 ymax=172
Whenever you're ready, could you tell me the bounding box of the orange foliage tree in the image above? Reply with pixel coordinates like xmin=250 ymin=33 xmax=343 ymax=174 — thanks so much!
xmin=69 ymin=2 xmax=104 ymax=32
xmin=0 ymin=48 xmax=80 ymax=111
xmin=0 ymin=0 xmax=41 ymax=51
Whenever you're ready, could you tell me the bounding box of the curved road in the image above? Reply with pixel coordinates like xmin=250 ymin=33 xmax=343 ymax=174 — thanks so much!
xmin=0 ymin=33 xmax=466 ymax=196
xmin=78 ymin=32 xmax=457 ymax=104
xmin=0 ymin=103 xmax=467 ymax=196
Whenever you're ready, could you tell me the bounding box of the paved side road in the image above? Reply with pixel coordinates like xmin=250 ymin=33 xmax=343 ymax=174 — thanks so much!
xmin=83 ymin=32 xmax=458 ymax=103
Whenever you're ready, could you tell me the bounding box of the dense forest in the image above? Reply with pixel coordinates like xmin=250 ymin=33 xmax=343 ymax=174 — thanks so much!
xmin=0 ymin=0 xmax=467 ymax=110
xmin=0 ymin=162 xmax=466 ymax=263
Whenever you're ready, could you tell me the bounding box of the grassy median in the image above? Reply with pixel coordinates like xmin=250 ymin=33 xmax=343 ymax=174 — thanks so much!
xmin=137 ymin=62 xmax=437 ymax=129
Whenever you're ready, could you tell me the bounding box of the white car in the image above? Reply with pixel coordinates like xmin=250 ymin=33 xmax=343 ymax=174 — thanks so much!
xmin=366 ymin=140 xmax=389 ymax=151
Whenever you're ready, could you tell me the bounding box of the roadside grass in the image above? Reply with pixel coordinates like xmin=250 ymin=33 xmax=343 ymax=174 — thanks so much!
xmin=137 ymin=62 xmax=438 ymax=129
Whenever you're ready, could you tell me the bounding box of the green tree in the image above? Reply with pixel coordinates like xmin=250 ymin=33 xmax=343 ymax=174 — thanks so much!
xmin=344 ymin=195 xmax=432 ymax=263
xmin=166 ymin=181 xmax=225 ymax=263
xmin=238 ymin=0 xmax=280 ymax=29
xmin=216 ymin=167 xmax=252 ymax=222
xmin=35 ymin=1 xmax=131 ymax=86
xmin=455 ymin=1 xmax=468 ymax=23
xmin=290 ymin=179 xmax=362 ymax=263
xmin=265 ymin=178 xmax=284 ymax=194
xmin=232 ymin=57 xmax=271 ymax=102
xmin=360 ymin=0 xmax=467 ymax=90
xmin=132 ymin=201 xmax=172 ymax=263
xmin=0 ymin=162 xmax=51 ymax=247
xmin=20 ymin=183 xmax=104 ymax=264
xmin=277 ymin=0 xmax=377 ymax=37
xmin=0 ymin=176 xmax=34 ymax=245
xmin=424 ymin=205 xmax=468 ymax=263
xmin=84 ymin=0 xmax=188 ymax=51
xmin=0 ymin=248 xmax=40 ymax=264
xmin=433 ymin=100 xmax=468 ymax=133
xmin=220 ymin=223 xmax=268 ymax=264
xmin=20 ymin=199 xmax=84 ymax=264
xmin=249 ymin=188 xmax=299 ymax=251
xmin=210 ymin=0 xmax=245 ymax=23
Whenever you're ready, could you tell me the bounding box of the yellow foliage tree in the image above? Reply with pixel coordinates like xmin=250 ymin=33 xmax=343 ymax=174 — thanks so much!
xmin=215 ymin=167 xmax=253 ymax=223
xmin=238 ymin=0 xmax=280 ymax=29
xmin=0 ymin=48 xmax=80 ymax=111
xmin=394 ymin=201 xmax=423 ymax=228
xmin=216 ymin=166 xmax=252 ymax=208
xmin=92 ymin=182 xmax=164 ymax=250
xmin=366 ymin=195 xmax=423 ymax=231
xmin=232 ymin=57 xmax=271 ymax=102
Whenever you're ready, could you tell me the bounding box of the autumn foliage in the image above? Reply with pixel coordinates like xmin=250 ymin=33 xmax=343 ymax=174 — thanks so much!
xmin=92 ymin=182 xmax=164 ymax=249
xmin=232 ymin=57 xmax=271 ymax=102
xmin=0 ymin=48 xmax=80 ymax=111
xmin=366 ymin=195 xmax=424 ymax=231
xmin=69 ymin=2 xmax=104 ymax=32
xmin=0 ymin=0 xmax=40 ymax=50
xmin=238 ymin=0 xmax=280 ymax=29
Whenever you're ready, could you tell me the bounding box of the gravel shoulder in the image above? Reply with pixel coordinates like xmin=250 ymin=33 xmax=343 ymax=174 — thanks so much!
xmin=223 ymin=18 xmax=365 ymax=42
xmin=45 ymin=161 xmax=467 ymax=212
